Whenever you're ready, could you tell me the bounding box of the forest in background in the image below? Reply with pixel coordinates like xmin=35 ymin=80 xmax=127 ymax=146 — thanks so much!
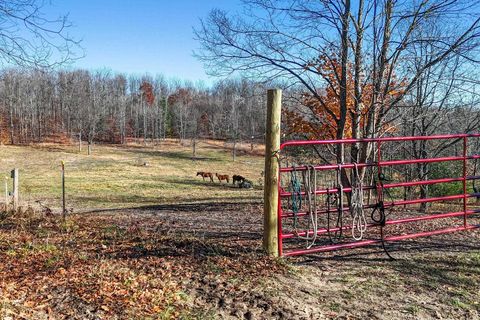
xmin=3 ymin=65 xmax=480 ymax=149
xmin=0 ymin=69 xmax=268 ymax=145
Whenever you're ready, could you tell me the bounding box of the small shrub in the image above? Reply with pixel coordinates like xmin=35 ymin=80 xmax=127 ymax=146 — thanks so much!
xmin=429 ymin=162 xmax=464 ymax=196
xmin=405 ymin=304 xmax=420 ymax=315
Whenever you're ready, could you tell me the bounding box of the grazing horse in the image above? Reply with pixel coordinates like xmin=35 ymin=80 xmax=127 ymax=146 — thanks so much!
xmin=196 ymin=171 xmax=214 ymax=182
xmin=216 ymin=173 xmax=230 ymax=183
xmin=232 ymin=174 xmax=246 ymax=185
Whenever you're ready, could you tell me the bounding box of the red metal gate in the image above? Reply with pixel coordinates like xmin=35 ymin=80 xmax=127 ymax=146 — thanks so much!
xmin=278 ymin=134 xmax=480 ymax=257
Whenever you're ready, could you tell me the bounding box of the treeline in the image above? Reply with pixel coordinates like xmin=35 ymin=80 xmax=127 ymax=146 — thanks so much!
xmin=0 ymin=69 xmax=268 ymax=145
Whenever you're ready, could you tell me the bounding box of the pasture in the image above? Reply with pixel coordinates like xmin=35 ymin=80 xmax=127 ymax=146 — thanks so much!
xmin=0 ymin=141 xmax=479 ymax=319
xmin=0 ymin=140 xmax=264 ymax=210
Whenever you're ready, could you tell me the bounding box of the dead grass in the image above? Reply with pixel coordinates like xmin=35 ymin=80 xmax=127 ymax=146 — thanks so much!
xmin=0 ymin=139 xmax=264 ymax=211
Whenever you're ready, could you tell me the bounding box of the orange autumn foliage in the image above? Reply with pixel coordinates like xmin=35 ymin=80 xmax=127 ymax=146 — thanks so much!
xmin=168 ymin=88 xmax=193 ymax=106
xmin=140 ymin=81 xmax=155 ymax=106
xmin=284 ymin=56 xmax=405 ymax=140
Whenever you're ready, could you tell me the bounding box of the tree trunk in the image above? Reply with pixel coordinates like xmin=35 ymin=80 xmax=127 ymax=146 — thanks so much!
xmin=232 ymin=139 xmax=237 ymax=162
xmin=419 ymin=184 xmax=429 ymax=213
xmin=9 ymin=110 xmax=15 ymax=145
xmin=192 ymin=138 xmax=197 ymax=158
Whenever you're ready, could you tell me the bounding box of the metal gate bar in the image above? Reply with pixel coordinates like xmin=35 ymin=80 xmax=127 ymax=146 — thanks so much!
xmin=278 ymin=134 xmax=480 ymax=257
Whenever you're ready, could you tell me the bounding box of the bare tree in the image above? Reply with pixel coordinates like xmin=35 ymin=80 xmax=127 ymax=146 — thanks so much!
xmin=0 ymin=0 xmax=81 ymax=68
xmin=195 ymin=0 xmax=480 ymax=169
xmin=0 ymin=70 xmax=275 ymax=146
xmin=0 ymin=0 xmax=81 ymax=141
xmin=399 ymin=51 xmax=480 ymax=210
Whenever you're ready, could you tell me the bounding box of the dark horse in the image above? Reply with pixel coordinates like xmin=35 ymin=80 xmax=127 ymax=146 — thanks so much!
xmin=232 ymin=174 xmax=246 ymax=185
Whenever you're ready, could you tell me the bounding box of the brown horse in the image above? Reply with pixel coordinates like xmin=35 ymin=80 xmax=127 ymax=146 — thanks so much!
xmin=216 ymin=173 xmax=230 ymax=183
xmin=232 ymin=174 xmax=246 ymax=185
xmin=196 ymin=171 xmax=214 ymax=182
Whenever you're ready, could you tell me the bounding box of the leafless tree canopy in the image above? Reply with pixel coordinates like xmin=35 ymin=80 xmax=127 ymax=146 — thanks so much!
xmin=0 ymin=70 xmax=268 ymax=145
xmin=194 ymin=0 xmax=480 ymax=193
xmin=195 ymin=0 xmax=480 ymax=142
xmin=0 ymin=0 xmax=81 ymax=68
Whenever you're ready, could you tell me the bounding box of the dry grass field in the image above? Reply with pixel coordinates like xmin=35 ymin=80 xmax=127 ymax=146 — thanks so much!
xmin=0 ymin=140 xmax=479 ymax=319
xmin=0 ymin=140 xmax=264 ymax=210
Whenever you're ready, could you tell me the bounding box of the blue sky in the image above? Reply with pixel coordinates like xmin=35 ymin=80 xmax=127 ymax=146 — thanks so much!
xmin=46 ymin=0 xmax=242 ymax=82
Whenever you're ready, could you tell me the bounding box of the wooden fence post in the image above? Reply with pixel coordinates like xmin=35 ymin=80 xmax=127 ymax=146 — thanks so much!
xmin=11 ymin=168 xmax=18 ymax=211
xmin=78 ymin=133 xmax=82 ymax=152
xmin=263 ymin=89 xmax=282 ymax=257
